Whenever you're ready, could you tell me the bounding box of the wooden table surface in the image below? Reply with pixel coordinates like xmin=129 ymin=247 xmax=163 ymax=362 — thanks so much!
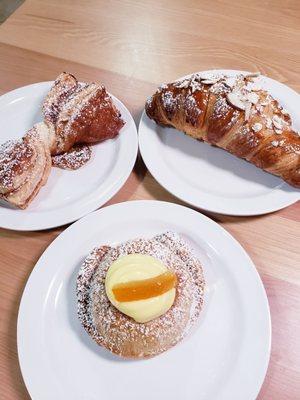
xmin=0 ymin=1 xmax=299 ymax=398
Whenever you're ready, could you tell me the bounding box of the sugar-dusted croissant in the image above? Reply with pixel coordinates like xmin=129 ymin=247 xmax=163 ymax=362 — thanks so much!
xmin=0 ymin=123 xmax=51 ymax=209
xmin=0 ymin=73 xmax=125 ymax=209
xmin=43 ymin=72 xmax=125 ymax=155
xmin=145 ymin=72 xmax=300 ymax=188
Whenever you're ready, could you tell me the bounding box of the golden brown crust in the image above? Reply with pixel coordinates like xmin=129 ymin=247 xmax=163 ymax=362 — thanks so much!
xmin=77 ymin=232 xmax=205 ymax=359
xmin=1 ymin=123 xmax=52 ymax=209
xmin=146 ymin=73 xmax=300 ymax=188
xmin=0 ymin=72 xmax=125 ymax=209
xmin=44 ymin=73 xmax=125 ymax=155
xmin=0 ymin=138 xmax=36 ymax=195
xmin=43 ymin=72 xmax=78 ymax=126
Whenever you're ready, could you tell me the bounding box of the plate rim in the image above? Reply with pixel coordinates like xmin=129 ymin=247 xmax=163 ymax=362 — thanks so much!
xmin=139 ymin=69 xmax=300 ymax=216
xmin=0 ymin=81 xmax=138 ymax=231
xmin=17 ymin=199 xmax=272 ymax=400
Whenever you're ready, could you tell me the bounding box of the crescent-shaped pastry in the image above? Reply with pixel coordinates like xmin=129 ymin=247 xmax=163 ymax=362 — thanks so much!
xmin=146 ymin=72 xmax=300 ymax=188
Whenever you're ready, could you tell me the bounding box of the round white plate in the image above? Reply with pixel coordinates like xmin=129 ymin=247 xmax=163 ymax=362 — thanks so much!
xmin=139 ymin=70 xmax=300 ymax=215
xmin=18 ymin=200 xmax=271 ymax=400
xmin=0 ymin=82 xmax=138 ymax=230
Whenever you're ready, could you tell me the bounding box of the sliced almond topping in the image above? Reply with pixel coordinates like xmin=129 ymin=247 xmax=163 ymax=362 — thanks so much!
xmin=265 ymin=117 xmax=272 ymax=129
xmin=175 ymin=79 xmax=190 ymax=89
xmin=244 ymin=102 xmax=252 ymax=121
xmin=209 ymin=82 xmax=226 ymax=94
xmin=226 ymin=92 xmax=246 ymax=110
xmin=245 ymin=72 xmax=261 ymax=78
xmin=256 ymin=105 xmax=264 ymax=113
xmin=199 ymin=72 xmax=215 ymax=79
xmin=201 ymin=79 xmax=219 ymax=85
xmin=247 ymin=92 xmax=259 ymax=104
xmin=199 ymin=72 xmax=222 ymax=82
xmin=281 ymin=108 xmax=289 ymax=116
xmin=190 ymin=80 xmax=202 ymax=93
xmin=245 ymin=82 xmax=261 ymax=92
xmin=224 ymin=77 xmax=237 ymax=88
xmin=272 ymin=115 xmax=285 ymax=130
xmin=252 ymin=123 xmax=263 ymax=132
xmin=250 ymin=84 xmax=261 ymax=92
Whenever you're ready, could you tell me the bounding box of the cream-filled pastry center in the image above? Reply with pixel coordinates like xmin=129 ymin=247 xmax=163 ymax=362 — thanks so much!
xmin=105 ymin=254 xmax=176 ymax=323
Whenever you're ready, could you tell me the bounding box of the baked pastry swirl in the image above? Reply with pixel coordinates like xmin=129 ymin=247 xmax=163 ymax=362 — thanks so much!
xmin=145 ymin=72 xmax=300 ymax=188
xmin=77 ymin=232 xmax=205 ymax=359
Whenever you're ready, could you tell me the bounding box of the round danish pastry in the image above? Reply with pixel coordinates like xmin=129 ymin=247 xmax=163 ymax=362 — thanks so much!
xmin=77 ymin=231 xmax=205 ymax=359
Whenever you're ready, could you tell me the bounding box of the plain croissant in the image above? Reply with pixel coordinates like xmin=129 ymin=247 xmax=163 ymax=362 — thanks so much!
xmin=145 ymin=72 xmax=300 ymax=188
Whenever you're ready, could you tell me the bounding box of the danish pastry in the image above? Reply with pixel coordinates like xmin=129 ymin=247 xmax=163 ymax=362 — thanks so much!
xmin=77 ymin=232 xmax=205 ymax=359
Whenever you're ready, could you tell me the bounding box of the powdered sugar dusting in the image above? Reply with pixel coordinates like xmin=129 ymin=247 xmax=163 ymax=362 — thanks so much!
xmin=52 ymin=144 xmax=92 ymax=170
xmin=43 ymin=72 xmax=79 ymax=124
xmin=161 ymin=90 xmax=176 ymax=108
xmin=0 ymin=138 xmax=34 ymax=194
xmin=173 ymin=74 xmax=203 ymax=93
xmin=44 ymin=73 xmax=124 ymax=155
xmin=185 ymin=94 xmax=202 ymax=118
xmin=77 ymin=232 xmax=205 ymax=358
xmin=146 ymin=71 xmax=300 ymax=186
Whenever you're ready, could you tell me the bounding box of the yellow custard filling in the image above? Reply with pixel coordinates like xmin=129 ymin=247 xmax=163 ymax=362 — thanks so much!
xmin=105 ymin=254 xmax=176 ymax=323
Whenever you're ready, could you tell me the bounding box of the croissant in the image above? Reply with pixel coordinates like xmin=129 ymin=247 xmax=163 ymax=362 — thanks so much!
xmin=43 ymin=72 xmax=125 ymax=155
xmin=0 ymin=73 xmax=125 ymax=209
xmin=145 ymin=72 xmax=300 ymax=188
xmin=0 ymin=123 xmax=51 ymax=209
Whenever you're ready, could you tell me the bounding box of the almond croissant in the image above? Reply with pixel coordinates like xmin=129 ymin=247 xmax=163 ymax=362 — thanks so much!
xmin=145 ymin=72 xmax=300 ymax=188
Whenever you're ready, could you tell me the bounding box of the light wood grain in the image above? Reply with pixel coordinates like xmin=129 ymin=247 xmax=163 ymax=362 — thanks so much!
xmin=0 ymin=1 xmax=299 ymax=399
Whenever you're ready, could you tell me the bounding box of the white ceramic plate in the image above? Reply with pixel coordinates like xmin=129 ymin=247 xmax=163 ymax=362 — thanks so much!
xmin=139 ymin=70 xmax=300 ymax=215
xmin=18 ymin=200 xmax=271 ymax=400
xmin=0 ymin=82 xmax=138 ymax=230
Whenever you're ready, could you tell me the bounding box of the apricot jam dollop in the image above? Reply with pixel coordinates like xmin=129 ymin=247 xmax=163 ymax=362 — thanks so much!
xmin=105 ymin=254 xmax=177 ymax=323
